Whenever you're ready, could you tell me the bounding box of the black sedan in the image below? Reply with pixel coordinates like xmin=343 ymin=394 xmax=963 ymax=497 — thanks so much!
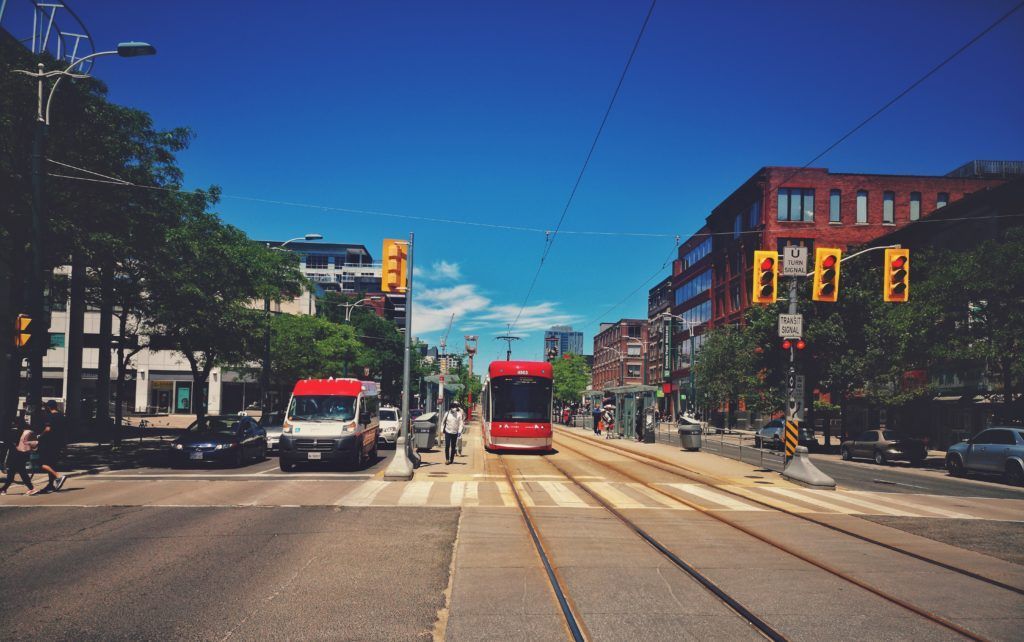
xmin=170 ymin=415 xmax=267 ymax=467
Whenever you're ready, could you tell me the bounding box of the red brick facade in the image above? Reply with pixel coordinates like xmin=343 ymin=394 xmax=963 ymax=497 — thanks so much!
xmin=592 ymin=319 xmax=648 ymax=389
xmin=707 ymin=167 xmax=1008 ymax=326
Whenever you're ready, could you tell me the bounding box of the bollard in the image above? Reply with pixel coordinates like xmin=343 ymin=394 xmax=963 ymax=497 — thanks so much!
xmin=782 ymin=446 xmax=836 ymax=489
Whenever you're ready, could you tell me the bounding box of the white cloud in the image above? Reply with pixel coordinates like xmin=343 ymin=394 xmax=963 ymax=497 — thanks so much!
xmin=416 ymin=260 xmax=462 ymax=282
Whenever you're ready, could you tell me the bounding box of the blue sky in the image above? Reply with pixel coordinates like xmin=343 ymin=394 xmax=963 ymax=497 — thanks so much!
xmin=52 ymin=1 xmax=1024 ymax=361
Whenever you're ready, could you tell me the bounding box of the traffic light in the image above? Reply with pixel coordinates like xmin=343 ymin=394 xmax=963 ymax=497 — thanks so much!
xmin=812 ymin=247 xmax=842 ymax=302
xmin=751 ymin=250 xmax=778 ymax=304
xmin=14 ymin=314 xmax=31 ymax=348
xmin=883 ymin=248 xmax=910 ymax=302
xmin=381 ymin=239 xmax=408 ymax=293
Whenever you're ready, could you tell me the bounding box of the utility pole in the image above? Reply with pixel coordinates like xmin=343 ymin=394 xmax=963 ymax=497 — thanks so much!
xmin=385 ymin=233 xmax=416 ymax=480
xmin=496 ymin=325 xmax=520 ymax=361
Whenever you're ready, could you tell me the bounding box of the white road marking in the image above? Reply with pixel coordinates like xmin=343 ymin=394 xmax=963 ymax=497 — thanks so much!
xmin=756 ymin=486 xmax=860 ymax=514
xmin=397 ymin=482 xmax=433 ymax=506
xmin=802 ymin=489 xmax=916 ymax=516
xmin=338 ymin=480 xmax=390 ymax=506
xmin=844 ymin=491 xmax=977 ymax=519
xmin=449 ymin=481 xmax=466 ymax=506
xmin=666 ymin=483 xmax=765 ymax=511
xmin=537 ymin=481 xmax=589 ymax=508
xmin=626 ymin=483 xmax=692 ymax=509
xmin=585 ymin=481 xmax=647 ymax=509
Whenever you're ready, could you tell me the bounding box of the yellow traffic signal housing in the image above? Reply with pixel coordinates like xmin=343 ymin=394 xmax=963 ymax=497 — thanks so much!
xmin=15 ymin=314 xmax=31 ymax=348
xmin=883 ymin=248 xmax=910 ymax=302
xmin=381 ymin=239 xmax=408 ymax=293
xmin=812 ymin=247 xmax=842 ymax=302
xmin=751 ymin=250 xmax=778 ymax=304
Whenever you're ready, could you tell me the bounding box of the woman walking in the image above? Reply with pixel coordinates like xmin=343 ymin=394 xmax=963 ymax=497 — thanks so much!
xmin=1 ymin=421 xmax=40 ymax=496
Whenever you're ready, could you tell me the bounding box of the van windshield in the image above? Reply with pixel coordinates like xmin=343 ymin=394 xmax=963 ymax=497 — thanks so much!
xmin=288 ymin=395 xmax=357 ymax=421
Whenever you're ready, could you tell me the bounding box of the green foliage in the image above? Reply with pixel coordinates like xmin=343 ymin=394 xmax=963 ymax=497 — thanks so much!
xmin=694 ymin=323 xmax=772 ymax=421
xmin=552 ymin=355 xmax=591 ymax=404
xmin=266 ymin=314 xmax=360 ymax=385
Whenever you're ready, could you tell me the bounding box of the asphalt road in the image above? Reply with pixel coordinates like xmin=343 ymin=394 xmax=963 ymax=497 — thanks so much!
xmin=0 ymin=506 xmax=458 ymax=640
xmin=662 ymin=430 xmax=1024 ymax=499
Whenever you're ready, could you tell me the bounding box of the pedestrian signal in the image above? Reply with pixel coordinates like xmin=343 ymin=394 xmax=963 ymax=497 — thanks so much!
xmin=883 ymin=248 xmax=910 ymax=302
xmin=752 ymin=250 xmax=778 ymax=304
xmin=812 ymin=248 xmax=842 ymax=302
xmin=15 ymin=314 xmax=31 ymax=348
xmin=381 ymin=239 xmax=408 ymax=293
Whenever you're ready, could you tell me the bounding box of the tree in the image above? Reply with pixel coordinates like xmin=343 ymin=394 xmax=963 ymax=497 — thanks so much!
xmin=262 ymin=314 xmax=360 ymax=387
xmin=144 ymin=210 xmax=305 ymax=427
xmin=552 ymin=355 xmax=590 ymax=405
xmin=693 ymin=324 xmax=763 ymax=428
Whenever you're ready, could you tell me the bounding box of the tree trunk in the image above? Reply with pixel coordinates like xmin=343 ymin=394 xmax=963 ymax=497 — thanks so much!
xmin=65 ymin=251 xmax=86 ymax=438
xmin=113 ymin=310 xmax=128 ymax=446
xmin=187 ymin=354 xmax=211 ymax=429
xmin=94 ymin=267 xmax=114 ymax=439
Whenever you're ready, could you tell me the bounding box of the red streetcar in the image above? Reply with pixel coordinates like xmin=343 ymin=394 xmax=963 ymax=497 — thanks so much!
xmin=480 ymin=360 xmax=553 ymax=452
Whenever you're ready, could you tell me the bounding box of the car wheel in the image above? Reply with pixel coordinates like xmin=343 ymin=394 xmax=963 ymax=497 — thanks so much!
xmin=279 ymin=459 xmax=295 ymax=472
xmin=841 ymin=446 xmax=851 ymax=461
xmin=874 ymin=450 xmax=887 ymax=466
xmin=946 ymin=455 xmax=965 ymax=477
xmin=1004 ymin=461 xmax=1024 ymax=487
xmin=352 ymin=444 xmax=364 ymax=470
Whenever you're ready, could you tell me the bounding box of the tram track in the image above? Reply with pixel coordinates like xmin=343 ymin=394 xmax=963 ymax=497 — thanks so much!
xmin=555 ymin=426 xmax=1024 ymax=597
xmin=552 ymin=429 xmax=1002 ymax=641
xmin=497 ymin=453 xmax=787 ymax=642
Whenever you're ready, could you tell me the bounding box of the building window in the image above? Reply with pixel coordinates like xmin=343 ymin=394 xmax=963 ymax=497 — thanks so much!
xmin=829 ymin=189 xmax=841 ymax=223
xmin=627 ymin=324 xmax=642 ymax=339
xmin=730 ymin=283 xmax=741 ymax=311
xmin=626 ymin=365 xmax=641 ymax=378
xmin=856 ymin=190 xmax=868 ymax=224
xmin=305 ymin=254 xmax=329 ymax=269
xmin=674 ymin=270 xmax=712 ymax=305
xmin=883 ymin=191 xmax=895 ymax=224
xmin=937 ymin=192 xmax=949 ymax=208
xmin=910 ymin=192 xmax=921 ymax=221
xmin=626 ymin=345 xmax=641 ymax=356
xmin=733 ymin=214 xmax=742 ymax=239
xmin=682 ymin=238 xmax=711 ymax=270
xmin=749 ymin=200 xmax=761 ymax=228
xmin=777 ymin=188 xmax=814 ymax=222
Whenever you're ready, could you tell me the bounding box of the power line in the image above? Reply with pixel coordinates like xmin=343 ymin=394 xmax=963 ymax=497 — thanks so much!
xmin=581 ymin=240 xmax=678 ymax=329
xmin=510 ymin=0 xmax=658 ymax=330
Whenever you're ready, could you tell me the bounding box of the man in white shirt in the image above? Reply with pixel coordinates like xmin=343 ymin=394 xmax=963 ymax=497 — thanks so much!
xmin=442 ymin=402 xmax=464 ymax=465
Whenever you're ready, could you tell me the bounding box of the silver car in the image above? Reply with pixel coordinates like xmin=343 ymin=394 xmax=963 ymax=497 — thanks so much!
xmin=946 ymin=426 xmax=1024 ymax=485
xmin=259 ymin=411 xmax=285 ymax=454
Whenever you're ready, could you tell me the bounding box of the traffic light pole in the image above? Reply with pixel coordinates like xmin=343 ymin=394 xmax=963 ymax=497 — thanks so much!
xmin=785 ymin=276 xmax=798 ymax=465
xmin=385 ymin=233 xmax=416 ymax=481
xmin=27 ymin=114 xmax=47 ymax=426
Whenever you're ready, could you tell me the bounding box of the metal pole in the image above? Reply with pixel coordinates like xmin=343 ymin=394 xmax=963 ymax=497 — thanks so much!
xmin=27 ymin=94 xmax=47 ymax=424
xmin=385 ymin=233 xmax=416 ymax=480
xmin=786 ymin=276 xmax=797 ymax=465
xmin=261 ymin=295 xmax=271 ymax=413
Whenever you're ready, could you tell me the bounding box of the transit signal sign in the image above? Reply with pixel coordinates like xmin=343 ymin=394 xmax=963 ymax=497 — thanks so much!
xmin=14 ymin=314 xmax=31 ymax=348
xmin=381 ymin=239 xmax=409 ymax=293
xmin=752 ymin=250 xmax=778 ymax=304
xmin=883 ymin=248 xmax=910 ymax=302
xmin=812 ymin=248 xmax=842 ymax=302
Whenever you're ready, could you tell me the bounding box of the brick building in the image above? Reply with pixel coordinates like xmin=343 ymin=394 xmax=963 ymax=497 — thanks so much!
xmin=706 ymin=165 xmax=1009 ymax=326
xmin=664 ymin=226 xmax=713 ymax=418
xmin=592 ymin=319 xmax=648 ymax=390
xmin=645 ymin=277 xmax=672 ymax=400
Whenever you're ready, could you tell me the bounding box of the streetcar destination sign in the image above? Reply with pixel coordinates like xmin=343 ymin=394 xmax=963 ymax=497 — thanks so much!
xmin=778 ymin=314 xmax=803 ymax=338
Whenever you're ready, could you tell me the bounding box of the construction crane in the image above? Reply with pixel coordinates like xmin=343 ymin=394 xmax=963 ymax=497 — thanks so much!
xmin=438 ymin=313 xmax=455 ymax=406
xmin=439 ymin=313 xmax=455 ymax=363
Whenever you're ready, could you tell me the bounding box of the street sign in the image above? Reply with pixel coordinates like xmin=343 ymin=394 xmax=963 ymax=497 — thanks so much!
xmin=781 ymin=246 xmax=807 ymax=276
xmin=778 ymin=314 xmax=803 ymax=338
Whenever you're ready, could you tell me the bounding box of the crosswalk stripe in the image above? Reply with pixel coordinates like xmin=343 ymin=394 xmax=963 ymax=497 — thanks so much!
xmin=799 ymin=489 xmax=915 ymax=516
xmin=397 ymin=481 xmax=433 ymax=506
xmin=759 ymin=486 xmax=865 ymax=514
xmin=537 ymin=481 xmax=590 ymax=508
xmin=666 ymin=483 xmax=766 ymax=511
xmin=338 ymin=480 xmax=389 ymax=506
xmin=724 ymin=485 xmax=814 ymax=513
xmin=626 ymin=483 xmax=692 ymax=509
xmin=586 ymin=482 xmax=647 ymax=509
xmin=464 ymin=481 xmax=480 ymax=506
xmin=843 ymin=491 xmax=977 ymax=519
xmin=513 ymin=481 xmax=537 ymax=507
xmin=497 ymin=481 xmax=516 ymax=507
xmin=449 ymin=481 xmax=466 ymax=506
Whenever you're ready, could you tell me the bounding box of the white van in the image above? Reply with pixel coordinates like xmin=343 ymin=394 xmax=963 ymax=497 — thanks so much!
xmin=278 ymin=378 xmax=380 ymax=471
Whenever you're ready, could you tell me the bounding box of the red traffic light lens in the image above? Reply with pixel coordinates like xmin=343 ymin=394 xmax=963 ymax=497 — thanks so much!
xmin=822 ymin=255 xmax=837 ymax=269
xmin=781 ymin=340 xmax=792 ymax=350
xmin=891 ymin=256 xmax=907 ymax=269
xmin=796 ymin=339 xmax=806 ymax=350
xmin=760 ymin=257 xmax=775 ymax=271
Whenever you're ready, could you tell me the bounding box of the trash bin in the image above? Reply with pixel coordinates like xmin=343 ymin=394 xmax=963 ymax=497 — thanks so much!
xmin=412 ymin=412 xmax=438 ymax=451
xmin=678 ymin=424 xmax=702 ymax=451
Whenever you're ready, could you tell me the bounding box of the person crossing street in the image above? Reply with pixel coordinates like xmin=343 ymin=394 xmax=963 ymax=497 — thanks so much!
xmin=1 ymin=420 xmax=39 ymax=496
xmin=442 ymin=402 xmax=464 ymax=465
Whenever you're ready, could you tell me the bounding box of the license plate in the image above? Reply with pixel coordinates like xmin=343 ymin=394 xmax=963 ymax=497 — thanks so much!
xmin=190 ymin=452 xmax=203 ymax=460
xmin=307 ymin=452 xmax=321 ymax=460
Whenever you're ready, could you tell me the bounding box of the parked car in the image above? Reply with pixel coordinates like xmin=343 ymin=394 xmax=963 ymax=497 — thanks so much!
xmin=171 ymin=415 xmax=267 ymax=467
xmin=840 ymin=429 xmax=926 ymax=465
xmin=754 ymin=419 xmax=816 ymax=451
xmin=377 ymin=406 xmax=401 ymax=448
xmin=946 ymin=426 xmax=1024 ymax=485
xmin=259 ymin=411 xmax=285 ymax=454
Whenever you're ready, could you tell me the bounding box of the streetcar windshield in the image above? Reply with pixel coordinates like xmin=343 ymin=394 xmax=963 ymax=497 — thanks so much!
xmin=491 ymin=376 xmax=551 ymax=422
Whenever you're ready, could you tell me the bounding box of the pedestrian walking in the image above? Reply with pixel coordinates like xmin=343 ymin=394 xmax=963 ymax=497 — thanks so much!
xmin=442 ymin=402 xmax=464 ymax=465
xmin=37 ymin=401 xmax=67 ymax=492
xmin=635 ymin=405 xmax=644 ymax=442
xmin=602 ymin=405 xmax=615 ymax=439
xmin=1 ymin=421 xmax=40 ymax=496
xmin=455 ymin=403 xmax=466 ymax=457
xmin=591 ymin=405 xmax=602 ymax=435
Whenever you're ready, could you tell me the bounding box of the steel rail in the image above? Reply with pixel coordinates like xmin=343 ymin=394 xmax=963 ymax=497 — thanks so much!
xmin=497 ymin=455 xmax=587 ymax=642
xmin=556 ymin=426 xmax=1024 ymax=597
xmin=553 ymin=431 xmax=992 ymax=641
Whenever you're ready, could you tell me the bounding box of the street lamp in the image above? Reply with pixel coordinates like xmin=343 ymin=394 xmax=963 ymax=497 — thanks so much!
xmin=12 ymin=42 xmax=156 ymax=423
xmin=342 ymin=296 xmax=384 ymax=323
xmin=262 ymin=233 xmax=324 ymax=414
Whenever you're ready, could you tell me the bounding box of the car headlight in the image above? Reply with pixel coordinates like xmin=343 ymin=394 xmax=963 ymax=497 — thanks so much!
xmin=174 ymin=443 xmax=183 ymax=450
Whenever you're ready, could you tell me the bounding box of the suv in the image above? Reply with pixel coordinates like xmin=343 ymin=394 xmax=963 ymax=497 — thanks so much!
xmin=946 ymin=426 xmax=1024 ymax=485
xmin=754 ymin=419 xmax=816 ymax=451
xmin=377 ymin=406 xmax=401 ymax=448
